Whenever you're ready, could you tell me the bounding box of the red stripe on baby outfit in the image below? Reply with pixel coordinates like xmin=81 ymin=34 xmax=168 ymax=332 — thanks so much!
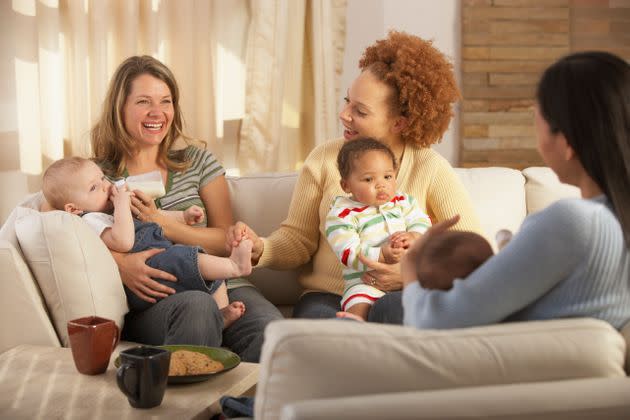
xmin=390 ymin=195 xmax=405 ymax=204
xmin=338 ymin=205 xmax=369 ymax=218
xmin=341 ymin=248 xmax=351 ymax=266
xmin=341 ymin=293 xmax=379 ymax=311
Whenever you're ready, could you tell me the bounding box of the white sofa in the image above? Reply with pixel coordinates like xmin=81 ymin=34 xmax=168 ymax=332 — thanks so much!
xmin=2 ymin=166 xmax=630 ymax=419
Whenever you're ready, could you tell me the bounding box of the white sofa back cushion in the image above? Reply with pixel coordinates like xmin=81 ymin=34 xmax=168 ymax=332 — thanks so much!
xmin=14 ymin=205 xmax=128 ymax=347
xmin=228 ymin=173 xmax=302 ymax=305
xmin=522 ymin=167 xmax=581 ymax=214
xmin=455 ymin=167 xmax=527 ymax=245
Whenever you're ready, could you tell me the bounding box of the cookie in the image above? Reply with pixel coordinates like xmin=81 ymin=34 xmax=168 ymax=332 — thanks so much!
xmin=168 ymin=350 xmax=224 ymax=376
xmin=168 ymin=355 xmax=187 ymax=376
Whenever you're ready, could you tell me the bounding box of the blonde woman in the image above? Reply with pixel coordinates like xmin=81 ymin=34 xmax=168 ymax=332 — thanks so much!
xmin=92 ymin=55 xmax=281 ymax=362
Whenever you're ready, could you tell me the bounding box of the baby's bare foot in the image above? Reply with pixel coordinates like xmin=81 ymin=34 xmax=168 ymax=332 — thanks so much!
xmin=222 ymin=301 xmax=246 ymax=328
xmin=230 ymin=239 xmax=253 ymax=276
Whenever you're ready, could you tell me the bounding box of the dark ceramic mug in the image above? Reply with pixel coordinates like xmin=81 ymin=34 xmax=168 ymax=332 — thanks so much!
xmin=116 ymin=346 xmax=170 ymax=409
xmin=67 ymin=316 xmax=119 ymax=375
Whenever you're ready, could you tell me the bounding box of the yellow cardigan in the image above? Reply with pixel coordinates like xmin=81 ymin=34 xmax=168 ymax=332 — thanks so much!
xmin=258 ymin=138 xmax=482 ymax=295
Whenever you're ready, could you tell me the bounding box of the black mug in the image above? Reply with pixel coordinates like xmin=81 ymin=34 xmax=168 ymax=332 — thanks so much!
xmin=116 ymin=346 xmax=170 ymax=409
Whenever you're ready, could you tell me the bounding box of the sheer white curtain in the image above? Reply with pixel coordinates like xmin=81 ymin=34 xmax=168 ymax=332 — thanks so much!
xmin=1 ymin=0 xmax=346 ymax=191
xmin=2 ymin=0 xmax=224 ymax=174
xmin=238 ymin=0 xmax=347 ymax=174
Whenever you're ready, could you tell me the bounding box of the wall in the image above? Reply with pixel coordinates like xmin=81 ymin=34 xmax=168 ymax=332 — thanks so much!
xmin=340 ymin=0 xmax=461 ymax=164
xmin=460 ymin=0 xmax=630 ymax=169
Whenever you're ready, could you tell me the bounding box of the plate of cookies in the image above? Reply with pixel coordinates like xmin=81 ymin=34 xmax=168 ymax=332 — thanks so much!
xmin=115 ymin=345 xmax=240 ymax=384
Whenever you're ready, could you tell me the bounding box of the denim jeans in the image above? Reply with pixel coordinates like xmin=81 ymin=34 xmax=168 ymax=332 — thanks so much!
xmin=126 ymin=221 xmax=222 ymax=312
xmin=292 ymin=290 xmax=403 ymax=324
xmin=122 ymin=286 xmax=282 ymax=363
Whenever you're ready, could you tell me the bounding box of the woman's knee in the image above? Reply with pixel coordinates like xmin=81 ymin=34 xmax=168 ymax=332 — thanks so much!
xmin=164 ymin=291 xmax=223 ymax=346
xmin=169 ymin=291 xmax=218 ymax=317
xmin=368 ymin=291 xmax=403 ymax=324
xmin=293 ymin=292 xmax=340 ymax=319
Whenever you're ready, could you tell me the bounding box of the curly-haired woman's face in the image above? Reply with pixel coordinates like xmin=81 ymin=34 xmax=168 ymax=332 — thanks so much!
xmin=339 ymin=70 xmax=402 ymax=146
xmin=122 ymin=73 xmax=174 ymax=149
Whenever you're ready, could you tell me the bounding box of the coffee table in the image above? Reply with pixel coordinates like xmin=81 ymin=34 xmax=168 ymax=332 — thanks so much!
xmin=0 ymin=344 xmax=259 ymax=419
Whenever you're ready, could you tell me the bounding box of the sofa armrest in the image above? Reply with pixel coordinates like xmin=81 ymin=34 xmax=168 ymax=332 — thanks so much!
xmin=256 ymin=318 xmax=625 ymax=420
xmin=280 ymin=377 xmax=630 ymax=420
xmin=0 ymin=240 xmax=60 ymax=353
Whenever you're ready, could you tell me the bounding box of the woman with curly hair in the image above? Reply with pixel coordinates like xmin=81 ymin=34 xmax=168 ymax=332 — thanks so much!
xmin=229 ymin=31 xmax=482 ymax=323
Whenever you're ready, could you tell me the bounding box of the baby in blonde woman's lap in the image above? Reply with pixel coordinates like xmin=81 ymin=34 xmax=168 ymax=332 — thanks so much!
xmin=43 ymin=157 xmax=251 ymax=328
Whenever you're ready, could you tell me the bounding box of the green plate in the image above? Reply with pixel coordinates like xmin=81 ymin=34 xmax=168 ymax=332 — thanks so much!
xmin=114 ymin=345 xmax=241 ymax=384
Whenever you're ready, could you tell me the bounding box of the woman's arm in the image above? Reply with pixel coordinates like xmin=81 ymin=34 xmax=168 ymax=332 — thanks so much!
xmin=132 ymin=176 xmax=233 ymax=256
xmin=402 ymin=201 xmax=590 ymax=329
xmin=255 ymin=146 xmax=326 ymax=269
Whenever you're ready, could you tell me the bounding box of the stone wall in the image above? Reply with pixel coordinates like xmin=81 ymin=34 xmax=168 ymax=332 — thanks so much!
xmin=460 ymin=0 xmax=630 ymax=169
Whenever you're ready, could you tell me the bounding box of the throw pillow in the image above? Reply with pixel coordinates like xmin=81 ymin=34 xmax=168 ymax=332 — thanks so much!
xmin=14 ymin=206 xmax=128 ymax=346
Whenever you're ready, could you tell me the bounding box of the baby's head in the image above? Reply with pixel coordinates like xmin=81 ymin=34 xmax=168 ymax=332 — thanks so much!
xmin=43 ymin=157 xmax=113 ymax=214
xmin=337 ymin=138 xmax=398 ymax=206
xmin=416 ymin=231 xmax=493 ymax=290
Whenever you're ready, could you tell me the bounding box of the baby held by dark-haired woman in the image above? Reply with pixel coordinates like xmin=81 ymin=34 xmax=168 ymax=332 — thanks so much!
xmin=416 ymin=231 xmax=510 ymax=290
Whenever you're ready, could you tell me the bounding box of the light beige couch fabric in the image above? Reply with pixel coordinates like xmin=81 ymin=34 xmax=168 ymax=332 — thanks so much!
xmin=280 ymin=377 xmax=630 ymax=420
xmin=256 ymin=318 xmax=626 ymax=420
xmin=14 ymin=207 xmax=128 ymax=347
xmin=1 ymin=165 xmax=627 ymax=420
xmin=522 ymin=167 xmax=580 ymax=214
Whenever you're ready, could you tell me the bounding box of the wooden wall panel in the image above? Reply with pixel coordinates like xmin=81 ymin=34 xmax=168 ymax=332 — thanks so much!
xmin=460 ymin=0 xmax=630 ymax=169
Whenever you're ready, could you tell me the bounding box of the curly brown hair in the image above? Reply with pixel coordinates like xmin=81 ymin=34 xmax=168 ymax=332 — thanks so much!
xmin=359 ymin=31 xmax=460 ymax=148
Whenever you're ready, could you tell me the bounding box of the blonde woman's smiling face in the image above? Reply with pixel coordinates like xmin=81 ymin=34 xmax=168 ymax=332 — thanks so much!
xmin=123 ymin=73 xmax=174 ymax=149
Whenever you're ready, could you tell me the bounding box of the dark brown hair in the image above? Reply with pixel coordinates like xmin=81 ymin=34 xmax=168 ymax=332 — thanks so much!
xmin=359 ymin=31 xmax=460 ymax=148
xmin=537 ymin=51 xmax=630 ymax=246
xmin=416 ymin=231 xmax=493 ymax=290
xmin=337 ymin=138 xmax=397 ymax=179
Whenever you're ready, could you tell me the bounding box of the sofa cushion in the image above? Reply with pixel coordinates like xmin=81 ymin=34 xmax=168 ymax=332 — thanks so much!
xmin=455 ymin=167 xmax=526 ymax=246
xmin=522 ymin=167 xmax=580 ymax=214
xmin=256 ymin=318 xmax=626 ymax=419
xmin=227 ymin=173 xmax=302 ymax=305
xmin=14 ymin=205 xmax=128 ymax=347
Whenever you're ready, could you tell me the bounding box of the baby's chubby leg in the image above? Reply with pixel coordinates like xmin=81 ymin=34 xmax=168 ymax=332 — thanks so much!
xmin=197 ymin=239 xmax=253 ymax=280
xmin=336 ymin=303 xmax=370 ymax=321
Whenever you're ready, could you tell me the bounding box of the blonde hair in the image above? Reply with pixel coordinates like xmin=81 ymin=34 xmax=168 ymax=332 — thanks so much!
xmin=91 ymin=55 xmax=203 ymax=177
xmin=42 ymin=157 xmax=91 ymax=210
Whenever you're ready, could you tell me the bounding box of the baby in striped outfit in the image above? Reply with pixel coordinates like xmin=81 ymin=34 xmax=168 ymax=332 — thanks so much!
xmin=326 ymin=138 xmax=431 ymax=321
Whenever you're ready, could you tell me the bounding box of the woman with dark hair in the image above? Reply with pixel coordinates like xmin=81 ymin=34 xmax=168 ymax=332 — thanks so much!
xmin=401 ymin=51 xmax=630 ymax=330
xmin=228 ymin=31 xmax=483 ymax=323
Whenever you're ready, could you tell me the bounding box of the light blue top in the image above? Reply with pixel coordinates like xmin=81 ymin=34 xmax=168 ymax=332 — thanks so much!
xmin=403 ymin=196 xmax=630 ymax=330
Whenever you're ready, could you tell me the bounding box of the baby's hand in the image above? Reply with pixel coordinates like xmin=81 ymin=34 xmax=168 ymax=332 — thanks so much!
xmin=380 ymin=242 xmax=405 ymax=264
xmin=110 ymin=183 xmax=133 ymax=208
xmin=389 ymin=231 xmax=420 ymax=249
xmin=183 ymin=205 xmax=205 ymax=225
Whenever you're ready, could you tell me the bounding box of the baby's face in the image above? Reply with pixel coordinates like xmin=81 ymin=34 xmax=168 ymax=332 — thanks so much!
xmin=341 ymin=150 xmax=397 ymax=206
xmin=68 ymin=162 xmax=114 ymax=213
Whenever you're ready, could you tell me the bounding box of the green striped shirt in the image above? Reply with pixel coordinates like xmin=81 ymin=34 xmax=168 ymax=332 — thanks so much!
xmin=155 ymin=146 xmax=225 ymax=226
